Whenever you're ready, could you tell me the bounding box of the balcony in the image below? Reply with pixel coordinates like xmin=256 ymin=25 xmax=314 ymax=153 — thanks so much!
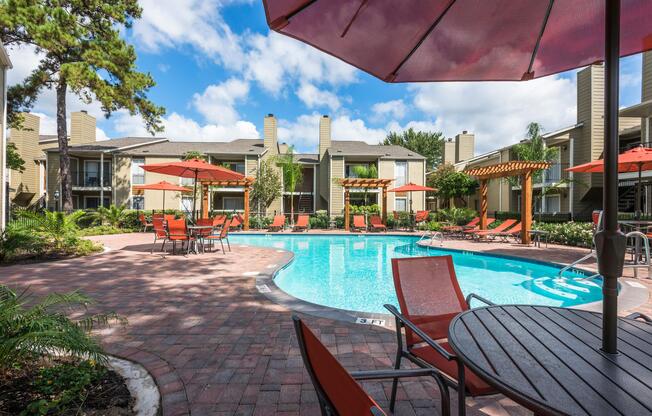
xmin=512 ymin=163 xmax=570 ymax=188
xmin=72 ymin=173 xmax=112 ymax=191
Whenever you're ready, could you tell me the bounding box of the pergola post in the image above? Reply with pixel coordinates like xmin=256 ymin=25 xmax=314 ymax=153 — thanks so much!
xmin=382 ymin=185 xmax=388 ymax=224
xmin=202 ymin=184 xmax=209 ymax=219
xmin=521 ymin=171 xmax=532 ymax=245
xmin=480 ymin=179 xmax=488 ymax=230
xmin=344 ymin=189 xmax=350 ymax=231
xmin=244 ymin=186 xmax=250 ymax=231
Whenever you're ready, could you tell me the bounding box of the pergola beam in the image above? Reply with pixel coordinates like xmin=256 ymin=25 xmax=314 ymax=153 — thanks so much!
xmin=199 ymin=177 xmax=255 ymax=230
xmin=339 ymin=178 xmax=393 ymax=231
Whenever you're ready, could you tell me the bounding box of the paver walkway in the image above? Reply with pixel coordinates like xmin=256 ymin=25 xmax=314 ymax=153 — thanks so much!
xmin=2 ymin=232 xmax=650 ymax=416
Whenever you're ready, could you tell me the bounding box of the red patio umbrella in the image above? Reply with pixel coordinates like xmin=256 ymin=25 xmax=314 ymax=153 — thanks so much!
xmin=263 ymin=0 xmax=652 ymax=353
xmin=133 ymin=181 xmax=191 ymax=212
xmin=388 ymin=182 xmax=435 ymax=213
xmin=141 ymin=159 xmax=244 ymax=220
xmin=567 ymin=145 xmax=652 ymax=216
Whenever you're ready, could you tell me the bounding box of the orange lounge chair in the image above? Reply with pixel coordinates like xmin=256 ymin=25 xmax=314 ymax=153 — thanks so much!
xmin=415 ymin=210 xmax=430 ymax=223
xmin=268 ymin=215 xmax=286 ymax=232
xmin=471 ymin=219 xmax=517 ymax=240
xmin=462 ymin=218 xmax=495 ymax=236
xmin=293 ymin=315 xmax=437 ymax=416
xmin=384 ymin=256 xmax=496 ymax=415
xmin=150 ymin=217 xmax=168 ymax=254
xmin=369 ymin=215 xmax=387 ymax=232
xmin=495 ymin=222 xmax=522 ymax=242
xmin=442 ymin=217 xmax=479 ymax=233
xmin=204 ymin=218 xmax=231 ymax=253
xmin=139 ymin=213 xmax=153 ymax=232
xmin=352 ymin=215 xmax=366 ymax=232
xmin=293 ymin=214 xmax=309 ymax=232
xmin=229 ymin=214 xmax=243 ymax=230
xmin=212 ymin=215 xmax=226 ymax=227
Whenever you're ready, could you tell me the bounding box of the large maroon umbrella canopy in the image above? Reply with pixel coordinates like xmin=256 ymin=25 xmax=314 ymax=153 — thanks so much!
xmin=263 ymin=0 xmax=652 ymax=355
xmin=264 ymin=0 xmax=652 ymax=82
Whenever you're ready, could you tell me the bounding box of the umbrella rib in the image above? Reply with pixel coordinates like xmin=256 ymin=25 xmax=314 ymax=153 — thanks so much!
xmin=282 ymin=0 xmax=317 ymax=24
xmin=386 ymin=0 xmax=457 ymax=81
xmin=525 ymin=0 xmax=555 ymax=79
xmin=340 ymin=0 xmax=368 ymax=38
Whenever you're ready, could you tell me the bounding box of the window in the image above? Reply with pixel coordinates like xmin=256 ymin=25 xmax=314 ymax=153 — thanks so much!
xmin=131 ymin=158 xmax=145 ymax=185
xmin=84 ymin=196 xmax=110 ymax=209
xmin=223 ymin=196 xmax=244 ymax=211
xmin=84 ymin=161 xmax=111 ymax=187
xmin=223 ymin=162 xmax=245 ymax=174
xmin=345 ymin=163 xmax=370 ymax=178
xmin=70 ymin=158 xmax=79 ymax=186
xmin=180 ymin=176 xmax=194 ymax=186
xmin=545 ymin=194 xmax=561 ymax=213
xmin=181 ymin=196 xmax=194 ymax=213
xmin=395 ymin=197 xmax=407 ymax=212
xmin=394 ymin=161 xmax=407 ymax=186
xmin=132 ymin=195 xmax=144 ymax=210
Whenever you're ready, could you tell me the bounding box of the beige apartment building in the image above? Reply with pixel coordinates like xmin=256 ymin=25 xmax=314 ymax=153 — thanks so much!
xmin=0 ymin=43 xmax=11 ymax=229
xmin=8 ymin=113 xmax=426 ymax=217
xmin=453 ymin=51 xmax=652 ymax=220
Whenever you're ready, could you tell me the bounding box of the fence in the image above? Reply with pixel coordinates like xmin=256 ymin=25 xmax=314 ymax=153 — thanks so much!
xmin=493 ymin=211 xmax=573 ymax=223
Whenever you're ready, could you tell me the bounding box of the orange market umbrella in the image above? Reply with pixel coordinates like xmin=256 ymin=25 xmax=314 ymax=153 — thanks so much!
xmin=388 ymin=182 xmax=435 ymax=215
xmin=262 ymin=0 xmax=652 ymax=354
xmin=567 ymin=145 xmax=652 ymax=215
xmin=133 ymin=181 xmax=191 ymax=212
xmin=141 ymin=159 xmax=244 ymax=220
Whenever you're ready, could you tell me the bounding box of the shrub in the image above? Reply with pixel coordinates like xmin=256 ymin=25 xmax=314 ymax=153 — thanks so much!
xmin=309 ymin=210 xmax=330 ymax=229
xmin=435 ymin=207 xmax=477 ymax=225
xmin=0 ymin=225 xmax=47 ymax=263
xmin=417 ymin=221 xmax=443 ymax=231
xmin=249 ymin=215 xmax=272 ymax=229
xmin=334 ymin=216 xmax=345 ymax=229
xmin=78 ymin=225 xmax=132 ymax=237
xmin=532 ymin=221 xmax=593 ymax=247
xmin=349 ymin=204 xmax=380 ymax=215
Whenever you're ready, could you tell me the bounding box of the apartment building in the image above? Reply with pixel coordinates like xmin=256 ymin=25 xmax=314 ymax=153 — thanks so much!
xmin=455 ymin=51 xmax=652 ymax=219
xmin=0 ymin=43 xmax=11 ymax=229
xmin=8 ymin=113 xmax=426 ymax=216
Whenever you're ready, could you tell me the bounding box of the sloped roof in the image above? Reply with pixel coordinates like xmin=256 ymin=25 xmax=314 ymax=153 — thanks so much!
xmin=328 ymin=140 xmax=425 ymax=159
xmin=122 ymin=139 xmax=266 ymax=156
xmin=45 ymin=137 xmax=166 ymax=152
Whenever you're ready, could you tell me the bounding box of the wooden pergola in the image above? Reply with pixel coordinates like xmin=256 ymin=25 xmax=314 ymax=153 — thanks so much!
xmin=200 ymin=177 xmax=255 ymax=231
xmin=464 ymin=161 xmax=550 ymax=245
xmin=339 ymin=178 xmax=393 ymax=231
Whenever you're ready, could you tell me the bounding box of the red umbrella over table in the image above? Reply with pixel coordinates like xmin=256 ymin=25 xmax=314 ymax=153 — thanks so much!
xmin=388 ymin=182 xmax=435 ymax=214
xmin=262 ymin=0 xmax=652 ymax=353
xmin=141 ymin=159 xmax=244 ymax=221
xmin=133 ymin=180 xmax=191 ymax=212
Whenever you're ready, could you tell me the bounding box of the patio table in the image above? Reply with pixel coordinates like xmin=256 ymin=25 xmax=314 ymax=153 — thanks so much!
xmin=528 ymin=229 xmax=549 ymax=248
xmin=448 ymin=305 xmax=652 ymax=416
xmin=187 ymin=225 xmax=213 ymax=254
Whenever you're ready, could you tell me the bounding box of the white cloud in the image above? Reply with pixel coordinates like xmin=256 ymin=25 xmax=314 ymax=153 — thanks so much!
xmin=409 ymin=75 xmax=577 ymax=154
xmin=296 ymin=82 xmax=341 ymax=111
xmin=131 ymin=0 xmax=245 ymax=70
xmin=192 ymin=78 xmax=250 ymax=125
xmin=111 ymin=110 xmax=258 ymax=141
xmin=372 ymin=99 xmax=407 ymax=121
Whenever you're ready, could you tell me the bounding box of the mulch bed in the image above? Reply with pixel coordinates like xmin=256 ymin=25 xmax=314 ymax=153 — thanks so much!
xmin=0 ymin=359 xmax=134 ymax=416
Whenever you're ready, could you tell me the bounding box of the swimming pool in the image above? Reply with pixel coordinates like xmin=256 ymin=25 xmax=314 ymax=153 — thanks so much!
xmin=230 ymin=234 xmax=603 ymax=314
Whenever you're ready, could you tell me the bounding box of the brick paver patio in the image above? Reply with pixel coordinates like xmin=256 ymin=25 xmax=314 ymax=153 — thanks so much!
xmin=2 ymin=232 xmax=650 ymax=416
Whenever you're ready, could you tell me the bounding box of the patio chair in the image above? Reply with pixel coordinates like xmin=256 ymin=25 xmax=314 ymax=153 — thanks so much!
xmin=352 ymin=215 xmax=367 ymax=232
xmin=194 ymin=218 xmax=215 ymax=253
xmin=205 ymin=218 xmax=231 ymax=253
xmin=461 ymin=218 xmax=495 ymax=237
xmin=293 ymin=214 xmax=309 ymax=232
xmin=164 ymin=214 xmax=176 ymax=223
xmin=139 ymin=213 xmax=153 ymax=232
xmin=415 ymin=210 xmax=430 ymax=223
xmin=384 ymin=256 xmax=497 ymax=416
xmin=166 ymin=218 xmax=195 ymax=255
xmin=442 ymin=217 xmax=479 ymax=233
xmin=230 ymin=214 xmax=243 ymax=231
xmin=269 ymin=215 xmax=286 ymax=232
xmin=212 ymin=215 xmax=226 ymax=227
xmin=152 ymin=213 xmax=164 ymax=220
xmin=369 ymin=215 xmax=387 ymax=232
xmin=151 ymin=217 xmax=168 ymax=254
xmin=471 ymin=219 xmax=517 ymax=240
xmin=626 ymin=312 xmax=652 ymax=323
xmin=293 ymin=315 xmax=440 ymax=416
xmin=495 ymin=222 xmax=522 ymax=242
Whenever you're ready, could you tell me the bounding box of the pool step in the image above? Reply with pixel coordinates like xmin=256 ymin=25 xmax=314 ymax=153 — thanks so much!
xmin=532 ymin=278 xmax=578 ymax=300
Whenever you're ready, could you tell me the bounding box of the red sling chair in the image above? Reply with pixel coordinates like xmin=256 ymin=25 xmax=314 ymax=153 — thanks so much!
xmin=293 ymin=315 xmax=437 ymax=416
xmin=384 ymin=256 xmax=496 ymax=416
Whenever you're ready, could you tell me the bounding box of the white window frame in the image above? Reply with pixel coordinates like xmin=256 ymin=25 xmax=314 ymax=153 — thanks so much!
xmin=131 ymin=158 xmax=145 ymax=185
xmin=545 ymin=194 xmax=561 ymax=213
xmin=394 ymin=161 xmax=407 ymax=187
xmin=83 ymin=195 xmax=110 ymax=209
xmin=223 ymin=196 xmax=244 ymax=211
xmin=395 ymin=197 xmax=408 ymax=212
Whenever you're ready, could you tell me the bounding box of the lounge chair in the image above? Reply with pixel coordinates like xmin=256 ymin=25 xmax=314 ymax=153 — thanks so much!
xmin=212 ymin=215 xmax=226 ymax=228
xmin=471 ymin=219 xmax=517 ymax=240
xmin=369 ymin=215 xmax=387 ymax=232
xmin=293 ymin=315 xmax=438 ymax=416
xmin=139 ymin=213 xmax=153 ymax=232
xmin=230 ymin=214 xmax=243 ymax=230
xmin=495 ymin=222 xmax=522 ymax=242
xmin=415 ymin=210 xmax=430 ymax=223
xmin=205 ymin=218 xmax=231 ymax=253
xmin=166 ymin=218 xmax=195 ymax=255
xmin=293 ymin=214 xmax=309 ymax=232
xmin=268 ymin=215 xmax=286 ymax=232
xmin=442 ymin=217 xmax=479 ymax=233
xmin=150 ymin=217 xmax=168 ymax=254
xmin=384 ymin=256 xmax=496 ymax=416
xmin=352 ymin=215 xmax=367 ymax=232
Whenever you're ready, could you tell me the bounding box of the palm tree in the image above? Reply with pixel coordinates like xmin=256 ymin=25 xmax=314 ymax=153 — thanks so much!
xmin=18 ymin=210 xmax=86 ymax=251
xmin=512 ymin=122 xmax=559 ymax=181
xmin=95 ymin=204 xmax=127 ymax=228
xmin=351 ymin=164 xmax=378 ymax=206
xmin=276 ymin=147 xmax=303 ymax=225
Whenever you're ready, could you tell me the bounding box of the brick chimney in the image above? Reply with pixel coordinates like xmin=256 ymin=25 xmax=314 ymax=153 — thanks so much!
xmin=455 ymin=131 xmax=475 ymax=163
xmin=319 ymin=115 xmax=331 ymax=160
xmin=70 ymin=110 xmax=96 ymax=145
xmin=263 ymin=113 xmax=278 ymax=155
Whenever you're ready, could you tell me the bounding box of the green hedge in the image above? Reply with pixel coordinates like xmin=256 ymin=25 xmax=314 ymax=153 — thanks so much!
xmin=532 ymin=221 xmax=593 ymax=247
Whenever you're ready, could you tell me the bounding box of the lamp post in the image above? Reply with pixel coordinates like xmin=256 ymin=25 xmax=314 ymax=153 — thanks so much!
xmin=54 ymin=190 xmax=60 ymax=212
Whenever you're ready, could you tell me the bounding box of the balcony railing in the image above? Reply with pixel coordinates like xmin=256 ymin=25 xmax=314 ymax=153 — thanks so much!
xmin=511 ymin=163 xmax=570 ymax=188
xmin=83 ymin=173 xmax=111 ymax=187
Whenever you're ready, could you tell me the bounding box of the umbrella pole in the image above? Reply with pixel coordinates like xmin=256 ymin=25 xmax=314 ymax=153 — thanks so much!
xmin=637 ymin=164 xmax=642 ymax=220
xmin=162 ymin=190 xmax=166 ymax=213
xmin=597 ymin=0 xmax=626 ymax=355
xmin=191 ymin=171 xmax=198 ymax=222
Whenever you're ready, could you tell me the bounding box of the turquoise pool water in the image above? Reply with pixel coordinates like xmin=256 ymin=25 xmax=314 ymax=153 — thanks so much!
xmin=229 ymin=234 xmax=603 ymax=314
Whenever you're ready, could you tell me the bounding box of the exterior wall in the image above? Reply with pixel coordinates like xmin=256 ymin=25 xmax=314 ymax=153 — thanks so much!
xmin=378 ymin=160 xmax=395 ymax=212
xmin=643 ymin=51 xmax=652 ymax=142
xmin=443 ymin=139 xmax=456 ymax=164
xmin=261 ymin=115 xmax=282 ymax=215
xmin=329 ymin=156 xmax=344 ymax=215
xmin=318 ymin=116 xmax=331 ymax=205
xmin=70 ymin=111 xmax=96 ymax=145
xmin=0 ymin=63 xmax=6 ymax=228
xmin=9 ymin=113 xmax=42 ymax=203
xmin=141 ymin=156 xmax=183 ymax=210
xmin=46 ymin=152 xmax=60 ymax=209
xmin=113 ymin=155 xmax=131 ymax=207
xmin=455 ymin=132 xmax=475 ymax=162
xmin=408 ymin=160 xmax=425 ymax=211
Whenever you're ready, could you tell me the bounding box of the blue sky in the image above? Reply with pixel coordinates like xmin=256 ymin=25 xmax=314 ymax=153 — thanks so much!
xmin=6 ymin=0 xmax=647 ymax=155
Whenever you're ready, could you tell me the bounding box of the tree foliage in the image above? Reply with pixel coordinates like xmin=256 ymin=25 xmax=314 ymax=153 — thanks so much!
xmin=182 ymin=151 xmax=206 ymax=161
xmin=6 ymin=142 xmax=25 ymax=172
xmin=250 ymin=159 xmax=282 ymax=215
xmin=275 ymin=147 xmax=303 ymax=223
xmin=349 ymin=164 xmax=377 ymax=206
xmin=430 ymin=163 xmax=478 ymax=206
xmin=512 ymin=122 xmax=559 ymax=181
xmin=93 ymin=204 xmax=127 ymax=227
xmin=382 ymin=128 xmax=445 ymax=169
xmin=1 ymin=0 xmax=165 ymax=211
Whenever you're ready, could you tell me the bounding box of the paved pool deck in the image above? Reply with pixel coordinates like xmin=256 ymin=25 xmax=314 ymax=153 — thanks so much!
xmin=1 ymin=231 xmax=650 ymax=416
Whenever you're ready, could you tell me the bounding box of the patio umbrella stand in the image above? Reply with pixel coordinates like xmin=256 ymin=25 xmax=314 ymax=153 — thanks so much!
xmin=263 ymin=0 xmax=652 ymax=354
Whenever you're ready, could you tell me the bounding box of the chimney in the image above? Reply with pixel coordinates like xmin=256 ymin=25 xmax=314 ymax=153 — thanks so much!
xmin=70 ymin=111 xmax=96 ymax=145
xmin=319 ymin=115 xmax=331 ymax=160
xmin=455 ymin=131 xmax=475 ymax=163
xmin=443 ymin=137 xmax=456 ymax=165
xmin=9 ymin=112 xmax=40 ymax=165
xmin=263 ymin=113 xmax=278 ymax=155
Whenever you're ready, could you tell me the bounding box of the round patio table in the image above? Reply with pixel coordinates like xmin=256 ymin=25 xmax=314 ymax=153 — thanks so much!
xmin=187 ymin=225 xmax=213 ymax=254
xmin=448 ymin=305 xmax=652 ymax=416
